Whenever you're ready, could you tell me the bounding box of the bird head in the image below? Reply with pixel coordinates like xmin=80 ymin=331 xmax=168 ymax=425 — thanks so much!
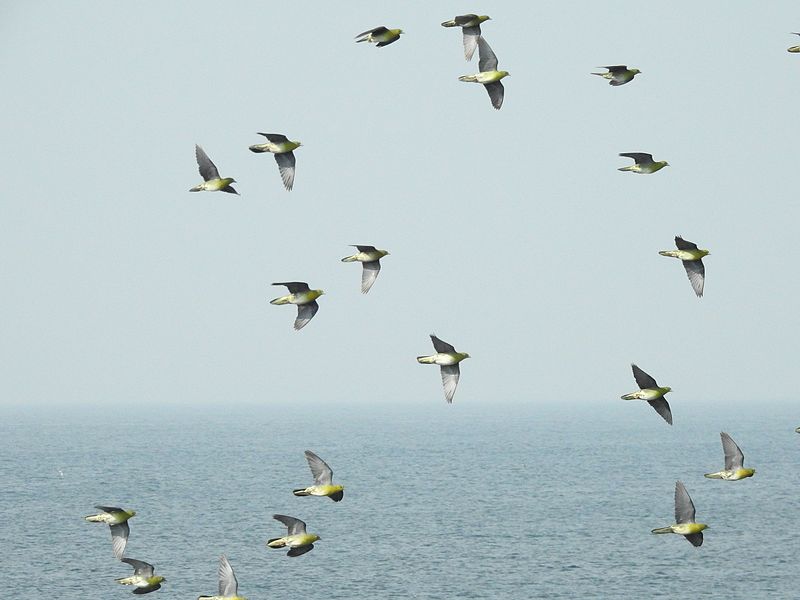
xmin=480 ymin=15 xmax=491 ymax=22
xmin=631 ymin=68 xmax=641 ymax=75
xmin=662 ymin=162 xmax=670 ymax=167
xmin=662 ymin=386 xmax=672 ymax=393
xmin=462 ymin=353 xmax=471 ymax=360
xmin=380 ymin=249 xmax=390 ymax=257
xmin=294 ymin=141 xmax=302 ymax=147
xmin=500 ymin=70 xmax=510 ymax=78
xmin=700 ymin=249 xmax=710 ymax=256
xmin=128 ymin=510 xmax=137 ymax=517
xmin=316 ymin=290 xmax=325 ymax=297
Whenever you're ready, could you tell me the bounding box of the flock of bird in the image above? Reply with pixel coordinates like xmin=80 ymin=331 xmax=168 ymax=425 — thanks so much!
xmin=79 ymin=12 xmax=800 ymax=596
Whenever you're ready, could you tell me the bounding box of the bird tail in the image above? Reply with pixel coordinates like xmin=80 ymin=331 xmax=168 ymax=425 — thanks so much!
xmin=417 ymin=355 xmax=436 ymax=364
xmin=617 ymin=166 xmax=634 ymax=172
xmin=591 ymin=72 xmax=604 ymax=76
xmin=248 ymin=144 xmax=269 ymax=153
xmin=651 ymin=527 xmax=673 ymax=535
xmin=458 ymin=75 xmax=478 ymax=83
xmin=704 ymin=471 xmax=724 ymax=479
xmin=270 ymin=295 xmax=291 ymax=305
xmin=658 ymin=250 xmax=680 ymax=258
xmin=441 ymin=19 xmax=457 ymax=27
xmin=189 ymin=184 xmax=204 ymax=192
xmin=293 ymin=488 xmax=311 ymax=496
xmin=115 ymin=577 xmax=137 ymax=586
xmin=267 ymin=537 xmax=287 ymax=548
xmin=355 ymin=35 xmax=368 ymax=43
xmin=341 ymin=255 xmax=358 ymax=262
xmin=620 ymin=392 xmax=639 ymax=400
xmin=84 ymin=514 xmax=104 ymax=522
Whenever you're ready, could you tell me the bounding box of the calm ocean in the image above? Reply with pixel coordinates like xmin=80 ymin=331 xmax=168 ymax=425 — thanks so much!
xmin=1 ymin=400 xmax=797 ymax=599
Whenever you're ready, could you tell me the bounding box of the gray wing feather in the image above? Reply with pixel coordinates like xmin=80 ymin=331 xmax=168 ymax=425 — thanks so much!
xmin=257 ymin=132 xmax=289 ymax=144
xmin=602 ymin=65 xmax=628 ymax=73
xmin=295 ymin=301 xmax=319 ymax=331
xmin=647 ymin=398 xmax=673 ymax=425
xmin=272 ymin=282 xmax=310 ymax=294
xmin=109 ymin=522 xmax=129 ymax=560
xmin=462 ymin=26 xmax=480 ymax=60
xmin=121 ymin=558 xmax=154 ymax=577
xmin=674 ymin=481 xmax=696 ymax=524
xmin=619 ymin=152 xmax=654 ymax=165
xmin=195 ymin=145 xmax=221 ymax=181
xmin=355 ymin=26 xmax=388 ymax=38
xmin=430 ymin=334 xmax=456 ymax=353
xmin=218 ymin=555 xmax=238 ymax=597
xmin=304 ymin=450 xmax=333 ymax=485
xmin=361 ymin=260 xmax=381 ymax=294
xmin=720 ymin=432 xmax=744 ymax=470
xmin=477 ymin=36 xmax=499 ymax=72
xmin=631 ymin=364 xmax=658 ymax=389
xmin=353 ymin=245 xmax=377 ymax=252
xmin=674 ymin=236 xmax=698 ymax=250
xmin=484 ymin=81 xmax=504 ymax=110
xmin=94 ymin=505 xmax=123 ymax=513
xmin=684 ymin=532 xmax=704 ymax=547
xmin=274 ymin=152 xmax=296 ymax=191
xmin=440 ymin=364 xmax=460 ymax=403
xmin=273 ymin=514 xmax=306 ymax=535
xmin=682 ymin=259 xmax=705 ymax=297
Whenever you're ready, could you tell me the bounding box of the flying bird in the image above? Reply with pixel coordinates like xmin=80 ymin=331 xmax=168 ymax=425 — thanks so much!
xmin=198 ymin=555 xmax=246 ymax=600
xmin=621 ymin=364 xmax=673 ymax=425
xmin=659 ymin=236 xmax=709 ymax=297
xmin=355 ymin=26 xmax=403 ymax=47
xmin=592 ymin=65 xmax=640 ymax=86
xmin=704 ymin=432 xmax=755 ymax=480
xmin=190 ymin=145 xmax=238 ymax=194
xmin=417 ymin=334 xmax=470 ymax=403
xmin=84 ymin=505 xmax=136 ymax=560
xmin=115 ymin=558 xmax=165 ymax=594
xmin=458 ymin=36 xmax=509 ymax=109
xmin=441 ymin=14 xmax=491 ymax=60
xmin=341 ymin=245 xmax=390 ymax=293
xmin=789 ymin=33 xmax=800 ymax=52
xmin=267 ymin=514 xmax=320 ymax=557
xmin=651 ymin=481 xmax=708 ymax=547
xmin=248 ymin=133 xmax=301 ymax=191
xmin=270 ymin=282 xmax=324 ymax=331
xmin=293 ymin=450 xmax=344 ymax=501
xmin=618 ymin=152 xmax=669 ymax=174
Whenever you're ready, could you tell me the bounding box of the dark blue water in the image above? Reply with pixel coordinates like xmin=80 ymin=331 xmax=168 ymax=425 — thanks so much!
xmin=1 ymin=400 xmax=797 ymax=598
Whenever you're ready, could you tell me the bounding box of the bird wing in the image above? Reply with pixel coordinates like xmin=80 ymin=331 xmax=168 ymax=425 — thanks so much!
xmin=353 ymin=245 xmax=377 ymax=252
xmin=295 ymin=301 xmax=319 ymax=331
xmin=631 ymin=364 xmax=658 ymax=389
xmin=287 ymin=544 xmax=314 ymax=557
xmin=453 ymin=14 xmax=478 ymax=26
xmin=674 ymin=236 xmax=698 ymax=250
xmin=477 ymin=36 xmax=499 ymax=72
xmin=273 ymin=282 xmax=310 ymax=294
xmin=720 ymin=432 xmax=744 ymax=470
xmin=94 ymin=505 xmax=123 ymax=514
xmin=619 ymin=152 xmax=653 ymax=165
xmin=257 ymin=132 xmax=289 ymax=144
xmin=647 ymin=398 xmax=673 ymax=425
xmin=601 ymin=65 xmax=628 ymax=73
xmin=674 ymin=481 xmax=696 ymax=524
xmin=304 ymin=450 xmax=333 ymax=485
xmin=121 ymin=558 xmax=153 ymax=577
xmin=484 ymin=81 xmax=505 ymax=110
xmin=218 ymin=555 xmax=238 ymax=597
xmin=430 ymin=334 xmax=456 ymax=353
xmin=274 ymin=151 xmax=296 ymax=191
xmin=109 ymin=522 xmax=130 ymax=560
xmin=361 ymin=260 xmax=381 ymax=294
xmin=440 ymin=364 xmax=461 ymax=403
xmin=684 ymin=532 xmax=704 ymax=547
xmin=682 ymin=259 xmax=705 ymax=297
xmin=195 ymin=145 xmax=221 ymax=181
xmin=273 ymin=514 xmax=306 ymax=535
xmin=462 ymin=26 xmax=481 ymax=60
xmin=356 ymin=26 xmax=388 ymax=38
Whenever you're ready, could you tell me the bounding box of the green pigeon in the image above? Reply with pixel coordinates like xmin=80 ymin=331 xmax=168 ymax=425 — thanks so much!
xmin=190 ymin=145 xmax=238 ymax=194
xmin=198 ymin=555 xmax=246 ymax=600
xmin=293 ymin=450 xmax=344 ymax=502
xmin=704 ymin=432 xmax=755 ymax=481
xmin=270 ymin=282 xmax=324 ymax=331
xmin=341 ymin=245 xmax=390 ymax=293
xmin=618 ymin=152 xmax=669 ymax=174
xmin=248 ymin=133 xmax=301 ymax=191
xmin=459 ymin=36 xmax=509 ymax=109
xmin=651 ymin=481 xmax=708 ymax=547
xmin=417 ymin=334 xmax=470 ymax=403
xmin=441 ymin=14 xmax=491 ymax=60
xmin=115 ymin=558 xmax=165 ymax=594
xmin=621 ymin=364 xmax=673 ymax=425
xmin=592 ymin=65 xmax=640 ymax=86
xmin=267 ymin=514 xmax=320 ymax=557
xmin=788 ymin=33 xmax=800 ymax=52
xmin=355 ymin=26 xmax=403 ymax=47
xmin=84 ymin=505 xmax=136 ymax=559
xmin=659 ymin=236 xmax=709 ymax=297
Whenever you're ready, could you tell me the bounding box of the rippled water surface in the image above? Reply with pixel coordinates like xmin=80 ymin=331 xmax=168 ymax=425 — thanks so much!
xmin=2 ymin=401 xmax=798 ymax=599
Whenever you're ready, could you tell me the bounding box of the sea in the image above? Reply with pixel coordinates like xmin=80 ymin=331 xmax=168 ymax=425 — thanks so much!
xmin=1 ymin=400 xmax=798 ymax=599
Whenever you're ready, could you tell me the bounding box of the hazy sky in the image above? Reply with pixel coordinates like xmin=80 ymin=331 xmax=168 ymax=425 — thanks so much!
xmin=2 ymin=2 xmax=800 ymax=409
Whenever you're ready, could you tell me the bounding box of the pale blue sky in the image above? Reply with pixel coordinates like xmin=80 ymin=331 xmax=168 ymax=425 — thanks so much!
xmin=2 ymin=2 xmax=799 ymax=408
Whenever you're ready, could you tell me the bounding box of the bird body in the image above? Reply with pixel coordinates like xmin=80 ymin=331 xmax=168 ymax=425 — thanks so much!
xmin=270 ymin=290 xmax=323 ymax=306
xmin=84 ymin=505 xmax=136 ymax=559
xmin=651 ymin=481 xmax=708 ymax=547
xmin=618 ymin=152 xmax=669 ymax=174
xmin=293 ymin=450 xmax=344 ymax=501
xmin=622 ymin=364 xmax=673 ymax=425
xmin=441 ymin=14 xmax=490 ymax=60
xmin=459 ymin=36 xmax=508 ymax=109
xmin=190 ymin=145 xmax=238 ymax=194
xmin=659 ymin=236 xmax=709 ymax=297
xmin=198 ymin=555 xmax=246 ymax=600
xmin=248 ymin=133 xmax=301 ymax=190
xmin=267 ymin=515 xmax=319 ymax=556
xmin=270 ymin=282 xmax=324 ymax=330
xmin=355 ymin=26 xmax=403 ymax=46
xmin=116 ymin=558 xmax=165 ymax=594
xmin=341 ymin=245 xmax=389 ymax=293
xmin=620 ymin=387 xmax=671 ymax=401
xmin=417 ymin=334 xmax=470 ymax=403
xmin=417 ymin=352 xmax=469 ymax=367
xmin=592 ymin=65 xmax=640 ymax=86
xmin=704 ymin=432 xmax=755 ymax=480
xmin=789 ymin=33 xmax=800 ymax=52
xmin=459 ymin=70 xmax=508 ymax=84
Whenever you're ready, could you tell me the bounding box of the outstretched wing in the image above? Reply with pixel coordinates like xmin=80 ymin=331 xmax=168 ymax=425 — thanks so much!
xmin=195 ymin=145 xmax=221 ymax=181
xmin=440 ymin=364 xmax=461 ymax=403
xmin=477 ymin=36 xmax=499 ymax=72
xmin=257 ymin=132 xmax=289 ymax=144
xmin=274 ymin=151 xmax=296 ymax=191
xmin=684 ymin=533 xmax=704 ymax=547
xmin=462 ymin=26 xmax=481 ymax=60
xmin=218 ymin=554 xmax=238 ymax=597
xmin=619 ymin=152 xmax=653 ymax=165
xmin=304 ymin=450 xmax=333 ymax=485
xmin=355 ymin=26 xmax=388 ymax=38
xmin=647 ymin=398 xmax=673 ymax=425
xmin=484 ymin=81 xmax=504 ymax=110
xmin=430 ymin=334 xmax=456 ymax=353
xmin=601 ymin=65 xmax=628 ymax=73
xmin=109 ymin=522 xmax=129 ymax=560
xmin=631 ymin=364 xmax=658 ymax=389
xmin=361 ymin=260 xmax=381 ymax=294
xmin=354 ymin=245 xmax=377 ymax=252
xmin=674 ymin=236 xmax=698 ymax=250
xmin=272 ymin=282 xmax=310 ymax=294
xmin=674 ymin=481 xmax=696 ymax=524
xmin=295 ymin=301 xmax=319 ymax=331
xmin=720 ymin=432 xmax=745 ymax=470
xmin=121 ymin=558 xmax=154 ymax=577
xmin=273 ymin=514 xmax=306 ymax=535
xmin=682 ymin=260 xmax=705 ymax=297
